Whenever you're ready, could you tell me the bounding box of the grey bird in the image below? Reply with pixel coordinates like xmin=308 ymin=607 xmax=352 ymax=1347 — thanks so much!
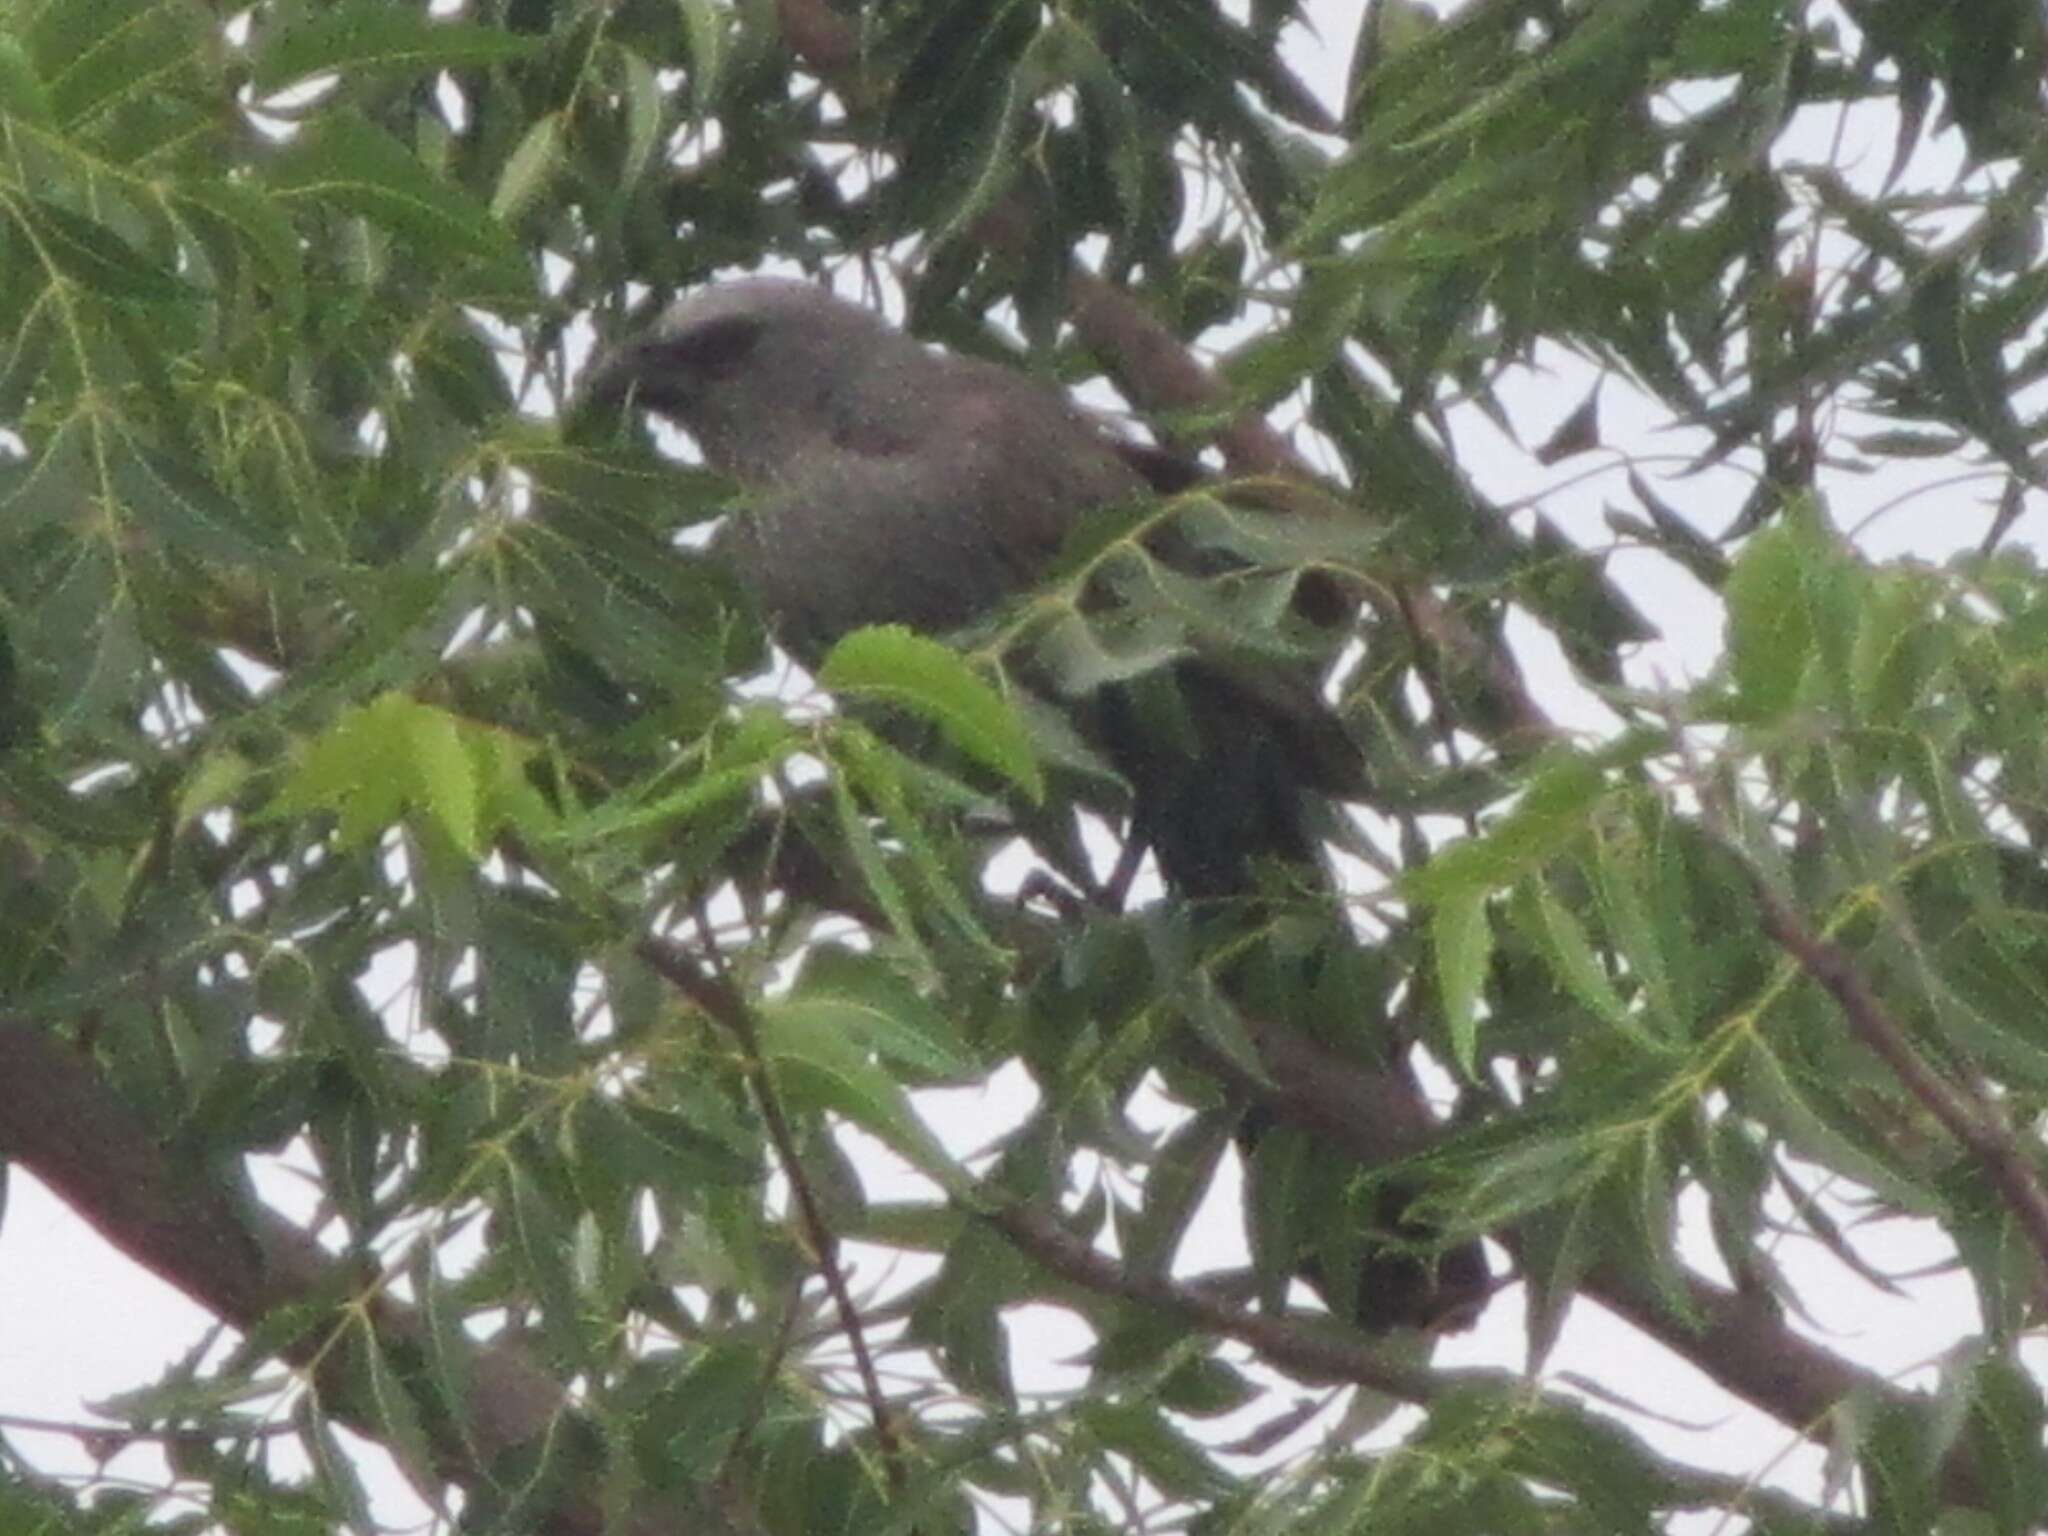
xmin=582 ymin=278 xmax=1146 ymax=665
xmin=580 ymin=277 xmax=1488 ymax=1331
xmin=579 ymin=277 xmax=1348 ymax=894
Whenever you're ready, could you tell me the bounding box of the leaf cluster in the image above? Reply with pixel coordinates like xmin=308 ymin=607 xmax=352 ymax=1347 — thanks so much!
xmin=6 ymin=2 xmax=2048 ymax=1534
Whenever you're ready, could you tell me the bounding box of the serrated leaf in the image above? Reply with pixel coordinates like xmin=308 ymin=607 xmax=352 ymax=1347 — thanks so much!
xmin=820 ymin=624 xmax=1043 ymax=802
xmin=408 ymin=698 xmax=479 ymax=855
xmin=1082 ymin=1400 xmax=1235 ymax=1500
xmin=355 ymin=1325 xmax=441 ymax=1505
xmin=1508 ymin=875 xmax=1638 ymax=1037
xmin=1031 ymin=608 xmax=1188 ymax=695
xmin=299 ymin=1400 xmax=376 ymax=1533
xmin=505 ymin=1161 xmax=590 ymax=1368
xmin=269 ymin=694 xmax=536 ymax=858
xmin=1405 ymin=752 xmax=1607 ymax=905
xmin=31 ymin=0 xmax=206 ymax=126
xmin=491 ymin=112 xmax=564 ymax=225
xmin=269 ymin=111 xmax=527 ymax=293
xmin=175 ymin=750 xmax=251 ymax=832
xmin=577 ymin=1096 xmax=761 ymax=1194
xmin=677 ymin=0 xmax=730 ymax=109
xmin=252 ymin=3 xmax=540 ymax=90
xmin=613 ymin=43 xmax=666 ymax=192
xmin=174 ymin=177 xmax=306 ymax=325
xmin=1850 ymin=572 xmax=1936 ymax=723
xmin=852 ymin=1199 xmax=966 ymax=1251
xmin=1124 ymin=1110 xmax=1232 ymax=1277
xmin=1433 ymin=888 xmax=1491 ymax=1075
xmin=14 ymin=197 xmax=183 ymax=301
xmin=780 ymin=950 xmax=978 ymax=1080
xmin=412 ymin=1244 xmax=475 ymax=1437
xmin=561 ymin=709 xmax=796 ymax=844
xmin=754 ymin=998 xmax=966 ymax=1190
xmin=0 ymin=34 xmax=53 ymax=123
xmin=1724 ymin=519 xmax=1815 ymax=720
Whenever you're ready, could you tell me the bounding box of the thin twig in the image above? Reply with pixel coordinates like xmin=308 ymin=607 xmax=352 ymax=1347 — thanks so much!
xmin=1747 ymin=882 xmax=2048 ymax=1313
xmin=634 ymin=933 xmax=909 ymax=1492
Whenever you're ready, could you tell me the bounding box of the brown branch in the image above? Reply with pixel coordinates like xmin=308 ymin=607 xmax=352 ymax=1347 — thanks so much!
xmin=648 ymin=808 xmax=1996 ymax=1505
xmin=985 ymin=1199 xmax=1861 ymax=1533
xmin=0 ymin=1020 xmax=726 ymax=1536
xmin=707 ymin=799 xmax=1948 ymax=1481
xmin=1061 ymin=265 xmax=1553 ymax=745
xmin=1750 ymin=883 xmax=2048 ymax=1311
xmin=988 ymin=1199 xmax=1443 ymax=1397
xmin=1184 ymin=1001 xmax=1992 ymax=1503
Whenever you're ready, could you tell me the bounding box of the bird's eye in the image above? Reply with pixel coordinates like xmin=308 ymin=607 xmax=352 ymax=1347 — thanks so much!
xmin=664 ymin=314 xmax=764 ymax=378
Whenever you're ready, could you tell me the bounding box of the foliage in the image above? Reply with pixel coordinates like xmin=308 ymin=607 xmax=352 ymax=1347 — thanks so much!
xmin=4 ymin=0 xmax=2048 ymax=1532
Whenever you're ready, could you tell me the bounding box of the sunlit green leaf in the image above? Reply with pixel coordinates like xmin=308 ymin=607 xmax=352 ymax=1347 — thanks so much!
xmin=252 ymin=3 xmax=541 ymax=90
xmin=821 ymin=624 xmax=1044 ymax=802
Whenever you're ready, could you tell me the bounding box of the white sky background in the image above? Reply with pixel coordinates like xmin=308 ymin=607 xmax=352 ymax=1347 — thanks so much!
xmin=2 ymin=1 xmax=2044 ymax=1531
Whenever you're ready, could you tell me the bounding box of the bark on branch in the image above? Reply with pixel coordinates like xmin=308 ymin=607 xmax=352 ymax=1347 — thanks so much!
xmin=0 ymin=1020 xmax=729 ymax=1536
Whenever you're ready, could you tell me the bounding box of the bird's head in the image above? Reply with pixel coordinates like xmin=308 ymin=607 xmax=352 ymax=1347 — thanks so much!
xmin=577 ymin=278 xmax=916 ymax=480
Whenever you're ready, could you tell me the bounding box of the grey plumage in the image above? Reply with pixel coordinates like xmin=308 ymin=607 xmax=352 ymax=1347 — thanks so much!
xmin=582 ymin=278 xmax=1146 ymax=663
xmin=582 ymin=278 xmax=1489 ymax=1331
xmin=581 ymin=277 xmax=1350 ymax=894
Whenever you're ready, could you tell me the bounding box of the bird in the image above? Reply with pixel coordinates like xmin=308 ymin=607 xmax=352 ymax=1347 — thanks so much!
xmin=579 ymin=276 xmax=1489 ymax=1332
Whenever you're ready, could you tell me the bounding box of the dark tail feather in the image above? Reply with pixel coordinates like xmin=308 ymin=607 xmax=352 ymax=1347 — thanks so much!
xmin=1098 ymin=662 xmax=1492 ymax=1333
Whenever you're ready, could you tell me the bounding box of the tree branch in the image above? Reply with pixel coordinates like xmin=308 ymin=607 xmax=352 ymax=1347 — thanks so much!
xmin=1749 ymin=880 xmax=2048 ymax=1311
xmin=984 ymin=1199 xmax=1862 ymax=1534
xmin=0 ymin=1020 xmax=729 ymax=1536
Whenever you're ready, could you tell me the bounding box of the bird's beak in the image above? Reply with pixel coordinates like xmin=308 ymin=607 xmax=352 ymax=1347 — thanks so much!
xmin=564 ymin=333 xmax=659 ymax=441
xmin=576 ymin=334 xmax=653 ymax=413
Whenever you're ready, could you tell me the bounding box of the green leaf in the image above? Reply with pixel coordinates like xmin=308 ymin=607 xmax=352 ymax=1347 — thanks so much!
xmin=677 ymin=0 xmax=731 ymax=109
xmin=175 ymin=750 xmax=252 ymax=833
xmin=1508 ymin=874 xmax=1638 ymax=1038
xmin=13 ymin=197 xmax=183 ymax=301
xmin=0 ymin=34 xmax=54 ymax=123
xmin=408 ymin=698 xmax=480 ymax=855
xmin=825 ymin=757 xmax=933 ymax=971
xmin=504 ymin=1160 xmax=591 ymax=1368
xmin=269 ymin=111 xmax=528 ymax=294
xmin=173 ymin=178 xmax=307 ymax=325
xmin=300 ymin=1400 xmax=376 ymax=1533
xmin=1406 ymin=752 xmax=1608 ymax=905
xmin=820 ymin=624 xmax=1044 ymax=802
xmin=1957 ymin=1350 xmax=2048 ymax=1531
xmin=31 ymin=0 xmax=206 ymax=127
xmin=1081 ymin=1400 xmax=1235 ymax=1501
xmin=252 ymin=3 xmax=541 ymax=89
xmin=850 ymin=1199 xmax=966 ymax=1252
xmin=560 ymin=709 xmax=797 ymax=845
xmin=779 ymin=948 xmax=979 ymax=1080
xmin=1723 ymin=519 xmax=1816 ymax=720
xmin=1124 ymin=1110 xmax=1233 ymax=1277
xmin=1850 ymin=570 xmax=1938 ymax=723
xmin=611 ymin=43 xmax=667 ymax=193
xmin=575 ymin=1097 xmax=762 ymax=1191
xmin=1432 ymin=888 xmax=1493 ymax=1075
xmin=269 ymin=694 xmax=538 ymax=857
xmin=830 ymin=724 xmax=997 ymax=955
xmin=354 ymin=1325 xmax=441 ymax=1505
xmin=754 ymin=997 xmax=967 ymax=1189
xmin=412 ymin=1245 xmax=475 ymax=1442
xmin=491 ymin=112 xmax=565 ymax=226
